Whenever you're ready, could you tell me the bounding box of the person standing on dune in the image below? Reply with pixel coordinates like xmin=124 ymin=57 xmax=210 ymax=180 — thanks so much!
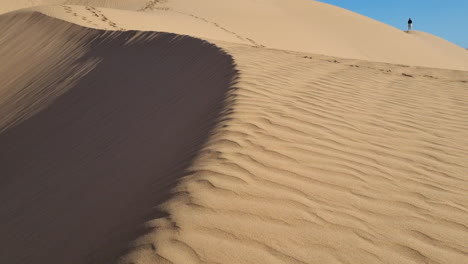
xmin=408 ymin=18 xmax=413 ymax=31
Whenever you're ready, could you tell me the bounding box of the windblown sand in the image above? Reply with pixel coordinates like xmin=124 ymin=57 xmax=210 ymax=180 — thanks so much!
xmin=124 ymin=43 xmax=467 ymax=264
xmin=1 ymin=1 xmax=467 ymax=264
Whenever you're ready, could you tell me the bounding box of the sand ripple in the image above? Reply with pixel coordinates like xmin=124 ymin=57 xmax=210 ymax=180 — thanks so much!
xmin=122 ymin=44 xmax=468 ymax=264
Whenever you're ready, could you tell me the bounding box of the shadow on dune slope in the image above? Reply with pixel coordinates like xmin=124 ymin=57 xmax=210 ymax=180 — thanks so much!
xmin=0 ymin=12 xmax=237 ymax=264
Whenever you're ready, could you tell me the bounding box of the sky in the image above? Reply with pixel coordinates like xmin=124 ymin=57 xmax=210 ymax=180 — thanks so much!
xmin=318 ymin=0 xmax=468 ymax=48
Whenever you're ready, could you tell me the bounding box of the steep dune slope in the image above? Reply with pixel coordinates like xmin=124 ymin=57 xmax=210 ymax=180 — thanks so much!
xmin=34 ymin=5 xmax=246 ymax=42
xmin=121 ymin=43 xmax=468 ymax=264
xmin=0 ymin=13 xmax=93 ymax=132
xmin=4 ymin=0 xmax=468 ymax=70
xmin=1 ymin=1 xmax=468 ymax=264
xmin=0 ymin=0 xmax=147 ymax=14
xmin=0 ymin=12 xmax=237 ymax=264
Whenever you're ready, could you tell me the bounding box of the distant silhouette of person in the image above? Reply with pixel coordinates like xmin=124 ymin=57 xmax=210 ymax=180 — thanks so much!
xmin=408 ymin=18 xmax=413 ymax=31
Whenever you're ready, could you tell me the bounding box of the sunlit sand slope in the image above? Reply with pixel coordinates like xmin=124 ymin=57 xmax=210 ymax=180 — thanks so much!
xmin=139 ymin=0 xmax=468 ymax=70
xmin=0 ymin=0 xmax=146 ymax=14
xmin=1 ymin=1 xmax=468 ymax=264
xmin=4 ymin=0 xmax=468 ymax=70
xmin=121 ymin=43 xmax=468 ymax=264
xmin=0 ymin=12 xmax=237 ymax=264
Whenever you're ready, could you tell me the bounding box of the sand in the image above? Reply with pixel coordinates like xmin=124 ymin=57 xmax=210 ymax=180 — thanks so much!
xmin=5 ymin=0 xmax=468 ymax=70
xmin=1 ymin=1 xmax=467 ymax=264
xmin=0 ymin=11 xmax=237 ymax=263
xmin=124 ymin=43 xmax=467 ymax=264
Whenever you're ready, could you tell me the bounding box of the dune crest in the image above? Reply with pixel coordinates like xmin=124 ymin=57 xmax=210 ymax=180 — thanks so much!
xmin=1 ymin=1 xmax=468 ymax=264
xmin=0 ymin=12 xmax=237 ymax=264
xmin=3 ymin=0 xmax=468 ymax=70
xmin=121 ymin=43 xmax=468 ymax=264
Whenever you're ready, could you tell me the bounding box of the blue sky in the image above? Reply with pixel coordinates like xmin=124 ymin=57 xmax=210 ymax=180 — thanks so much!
xmin=318 ymin=0 xmax=468 ymax=48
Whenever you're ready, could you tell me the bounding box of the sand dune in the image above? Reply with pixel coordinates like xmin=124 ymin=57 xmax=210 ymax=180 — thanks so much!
xmin=123 ymin=44 xmax=467 ymax=263
xmin=0 ymin=12 xmax=237 ymax=263
xmin=0 ymin=0 xmax=146 ymax=14
xmin=3 ymin=0 xmax=468 ymax=70
xmin=1 ymin=0 xmax=468 ymax=264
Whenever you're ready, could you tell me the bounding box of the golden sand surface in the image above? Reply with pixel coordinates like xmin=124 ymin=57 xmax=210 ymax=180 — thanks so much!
xmin=1 ymin=1 xmax=467 ymax=263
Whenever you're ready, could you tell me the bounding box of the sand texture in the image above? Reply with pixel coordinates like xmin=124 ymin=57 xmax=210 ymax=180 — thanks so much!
xmin=0 ymin=12 xmax=237 ymax=263
xmin=121 ymin=43 xmax=468 ymax=264
xmin=1 ymin=1 xmax=468 ymax=264
xmin=3 ymin=0 xmax=468 ymax=70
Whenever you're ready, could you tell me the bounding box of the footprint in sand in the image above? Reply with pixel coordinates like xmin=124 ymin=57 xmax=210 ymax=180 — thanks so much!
xmin=84 ymin=7 xmax=123 ymax=30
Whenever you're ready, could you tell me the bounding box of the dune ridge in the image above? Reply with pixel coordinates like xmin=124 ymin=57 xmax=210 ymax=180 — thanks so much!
xmin=120 ymin=44 xmax=468 ymax=264
xmin=0 ymin=0 xmax=146 ymax=14
xmin=0 ymin=12 xmax=237 ymax=264
xmin=0 ymin=12 xmax=100 ymax=132
xmin=0 ymin=1 xmax=467 ymax=264
xmin=3 ymin=0 xmax=468 ymax=70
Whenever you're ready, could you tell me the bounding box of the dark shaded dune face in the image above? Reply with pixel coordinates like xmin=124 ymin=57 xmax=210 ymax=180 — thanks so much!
xmin=0 ymin=12 xmax=237 ymax=264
